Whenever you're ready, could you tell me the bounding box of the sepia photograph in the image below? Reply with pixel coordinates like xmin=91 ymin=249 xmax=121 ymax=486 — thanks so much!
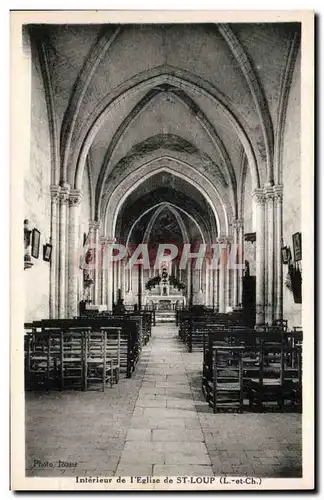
xmin=10 ymin=9 xmax=314 ymax=491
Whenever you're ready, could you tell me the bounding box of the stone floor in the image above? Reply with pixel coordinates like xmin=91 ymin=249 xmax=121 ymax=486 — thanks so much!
xmin=25 ymin=324 xmax=302 ymax=478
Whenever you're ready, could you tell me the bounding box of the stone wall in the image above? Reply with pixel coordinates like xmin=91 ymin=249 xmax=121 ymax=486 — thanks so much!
xmin=282 ymin=49 xmax=302 ymax=329
xmin=24 ymin=44 xmax=51 ymax=322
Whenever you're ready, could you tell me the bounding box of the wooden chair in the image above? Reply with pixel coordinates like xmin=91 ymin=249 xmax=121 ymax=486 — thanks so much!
xmin=61 ymin=327 xmax=88 ymax=390
xmin=248 ymin=338 xmax=300 ymax=411
xmin=212 ymin=346 xmax=244 ymax=413
xmin=102 ymin=326 xmax=121 ymax=384
xmin=25 ymin=329 xmax=50 ymax=389
xmin=25 ymin=327 xmax=62 ymax=390
xmin=84 ymin=328 xmax=120 ymax=391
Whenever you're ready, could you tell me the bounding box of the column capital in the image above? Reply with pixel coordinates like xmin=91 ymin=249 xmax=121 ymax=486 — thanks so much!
xmin=216 ymin=235 xmax=232 ymax=244
xmin=99 ymin=236 xmax=116 ymax=245
xmin=69 ymin=189 xmax=83 ymax=207
xmin=252 ymin=188 xmax=266 ymax=206
xmin=232 ymin=218 xmax=244 ymax=230
xmin=89 ymin=220 xmax=101 ymax=231
xmin=99 ymin=236 xmax=108 ymax=245
xmin=50 ymin=185 xmax=60 ymax=202
xmin=265 ymin=187 xmax=276 ymax=202
xmin=58 ymin=183 xmax=70 ymax=203
xmin=273 ymin=184 xmax=283 ymax=202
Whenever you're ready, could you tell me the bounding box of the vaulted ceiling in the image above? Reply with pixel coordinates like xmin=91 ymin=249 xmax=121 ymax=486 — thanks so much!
xmin=29 ymin=22 xmax=300 ymax=236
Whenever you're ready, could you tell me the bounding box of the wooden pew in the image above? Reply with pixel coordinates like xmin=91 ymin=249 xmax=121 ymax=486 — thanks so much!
xmin=24 ymin=317 xmax=142 ymax=390
xmin=201 ymin=323 xmax=303 ymax=412
xmin=248 ymin=338 xmax=302 ymax=412
xmin=202 ymin=328 xmax=256 ymax=402
xmin=184 ymin=315 xmax=243 ymax=352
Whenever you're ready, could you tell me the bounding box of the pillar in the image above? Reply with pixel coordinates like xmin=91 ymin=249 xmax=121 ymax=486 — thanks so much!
xmin=100 ymin=236 xmax=108 ymax=305
xmin=237 ymin=219 xmax=244 ymax=307
xmin=138 ymin=265 xmax=143 ymax=310
xmin=214 ymin=269 xmax=219 ymax=311
xmin=187 ymin=260 xmax=192 ymax=306
xmin=232 ymin=219 xmax=244 ymax=308
xmin=265 ymin=186 xmax=275 ymax=324
xmin=206 ymin=266 xmax=213 ymax=307
xmin=88 ymin=220 xmax=100 ymax=304
xmin=218 ymin=239 xmax=226 ymax=313
xmin=58 ymin=183 xmax=70 ymax=318
xmin=117 ymin=259 xmax=122 ymax=296
xmin=67 ymin=189 xmax=83 ymax=318
xmin=106 ymin=237 xmax=116 ymax=311
xmin=253 ymin=189 xmax=266 ymax=325
xmin=219 ymin=264 xmax=226 ymax=313
xmin=49 ymin=185 xmax=59 ymax=318
xmin=232 ymin=222 xmax=238 ymax=308
xmin=121 ymin=258 xmax=126 ymax=300
xmin=274 ymin=185 xmax=283 ymax=320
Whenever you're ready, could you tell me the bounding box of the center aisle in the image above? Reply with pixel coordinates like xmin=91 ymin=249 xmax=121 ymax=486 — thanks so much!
xmin=115 ymin=324 xmax=213 ymax=476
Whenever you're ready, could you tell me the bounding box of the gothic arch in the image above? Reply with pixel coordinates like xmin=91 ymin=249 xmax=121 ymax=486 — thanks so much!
xmin=94 ymin=87 xmax=237 ymax=216
xmin=71 ymin=65 xmax=262 ymax=190
xmin=103 ymin=160 xmax=226 ymax=239
xmin=218 ymin=23 xmax=274 ymax=180
xmin=274 ymin=30 xmax=300 ymax=185
xmin=60 ymin=26 xmax=122 ymax=176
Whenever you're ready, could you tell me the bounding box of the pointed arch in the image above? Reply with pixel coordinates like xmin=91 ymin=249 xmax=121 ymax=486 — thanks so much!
xmin=104 ymin=161 xmax=224 ymax=239
xmin=218 ymin=23 xmax=274 ymax=181
xmin=94 ymin=86 xmax=237 ymax=217
xmin=71 ymin=65 xmax=261 ymax=191
xmin=60 ymin=26 xmax=122 ymax=178
xmin=274 ymin=30 xmax=301 ymax=185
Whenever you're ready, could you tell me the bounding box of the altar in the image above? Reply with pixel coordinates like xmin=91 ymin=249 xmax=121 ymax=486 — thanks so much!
xmin=144 ymin=267 xmax=186 ymax=311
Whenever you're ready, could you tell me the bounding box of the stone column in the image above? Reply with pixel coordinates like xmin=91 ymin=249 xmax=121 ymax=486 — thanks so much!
xmin=187 ymin=260 xmax=192 ymax=305
xmin=224 ymin=238 xmax=231 ymax=311
xmin=231 ymin=219 xmax=244 ymax=308
xmin=88 ymin=220 xmax=101 ymax=304
xmin=214 ymin=269 xmax=219 ymax=311
xmin=100 ymin=236 xmax=108 ymax=305
xmin=219 ymin=264 xmax=226 ymax=313
xmin=138 ymin=265 xmax=142 ymax=310
xmin=58 ymin=183 xmax=70 ymax=318
xmin=207 ymin=266 xmax=213 ymax=308
xmin=253 ymin=189 xmax=266 ymax=325
xmin=49 ymin=185 xmax=60 ymax=318
xmin=204 ymin=262 xmax=209 ymax=306
xmin=67 ymin=189 xmax=83 ymax=318
xmin=274 ymin=185 xmax=283 ymax=320
xmin=106 ymin=237 xmax=116 ymax=311
xmin=218 ymin=239 xmax=226 ymax=313
xmin=117 ymin=259 xmax=121 ymax=294
xmin=232 ymin=221 xmax=239 ymax=308
xmin=121 ymin=258 xmax=126 ymax=299
xmin=237 ymin=219 xmax=244 ymax=307
xmin=265 ymin=186 xmax=275 ymax=324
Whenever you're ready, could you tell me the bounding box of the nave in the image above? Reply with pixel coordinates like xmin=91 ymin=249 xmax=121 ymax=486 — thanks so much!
xmin=26 ymin=324 xmax=302 ymax=479
xmin=19 ymin=19 xmax=310 ymax=486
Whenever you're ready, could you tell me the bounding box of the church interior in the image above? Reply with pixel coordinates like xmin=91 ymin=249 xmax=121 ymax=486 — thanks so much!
xmin=22 ymin=21 xmax=304 ymax=479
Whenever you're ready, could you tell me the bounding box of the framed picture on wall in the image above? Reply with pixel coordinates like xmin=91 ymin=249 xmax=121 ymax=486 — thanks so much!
xmin=31 ymin=228 xmax=40 ymax=259
xmin=292 ymin=232 xmax=302 ymax=261
xmin=281 ymin=246 xmax=292 ymax=264
xmin=43 ymin=243 xmax=52 ymax=262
